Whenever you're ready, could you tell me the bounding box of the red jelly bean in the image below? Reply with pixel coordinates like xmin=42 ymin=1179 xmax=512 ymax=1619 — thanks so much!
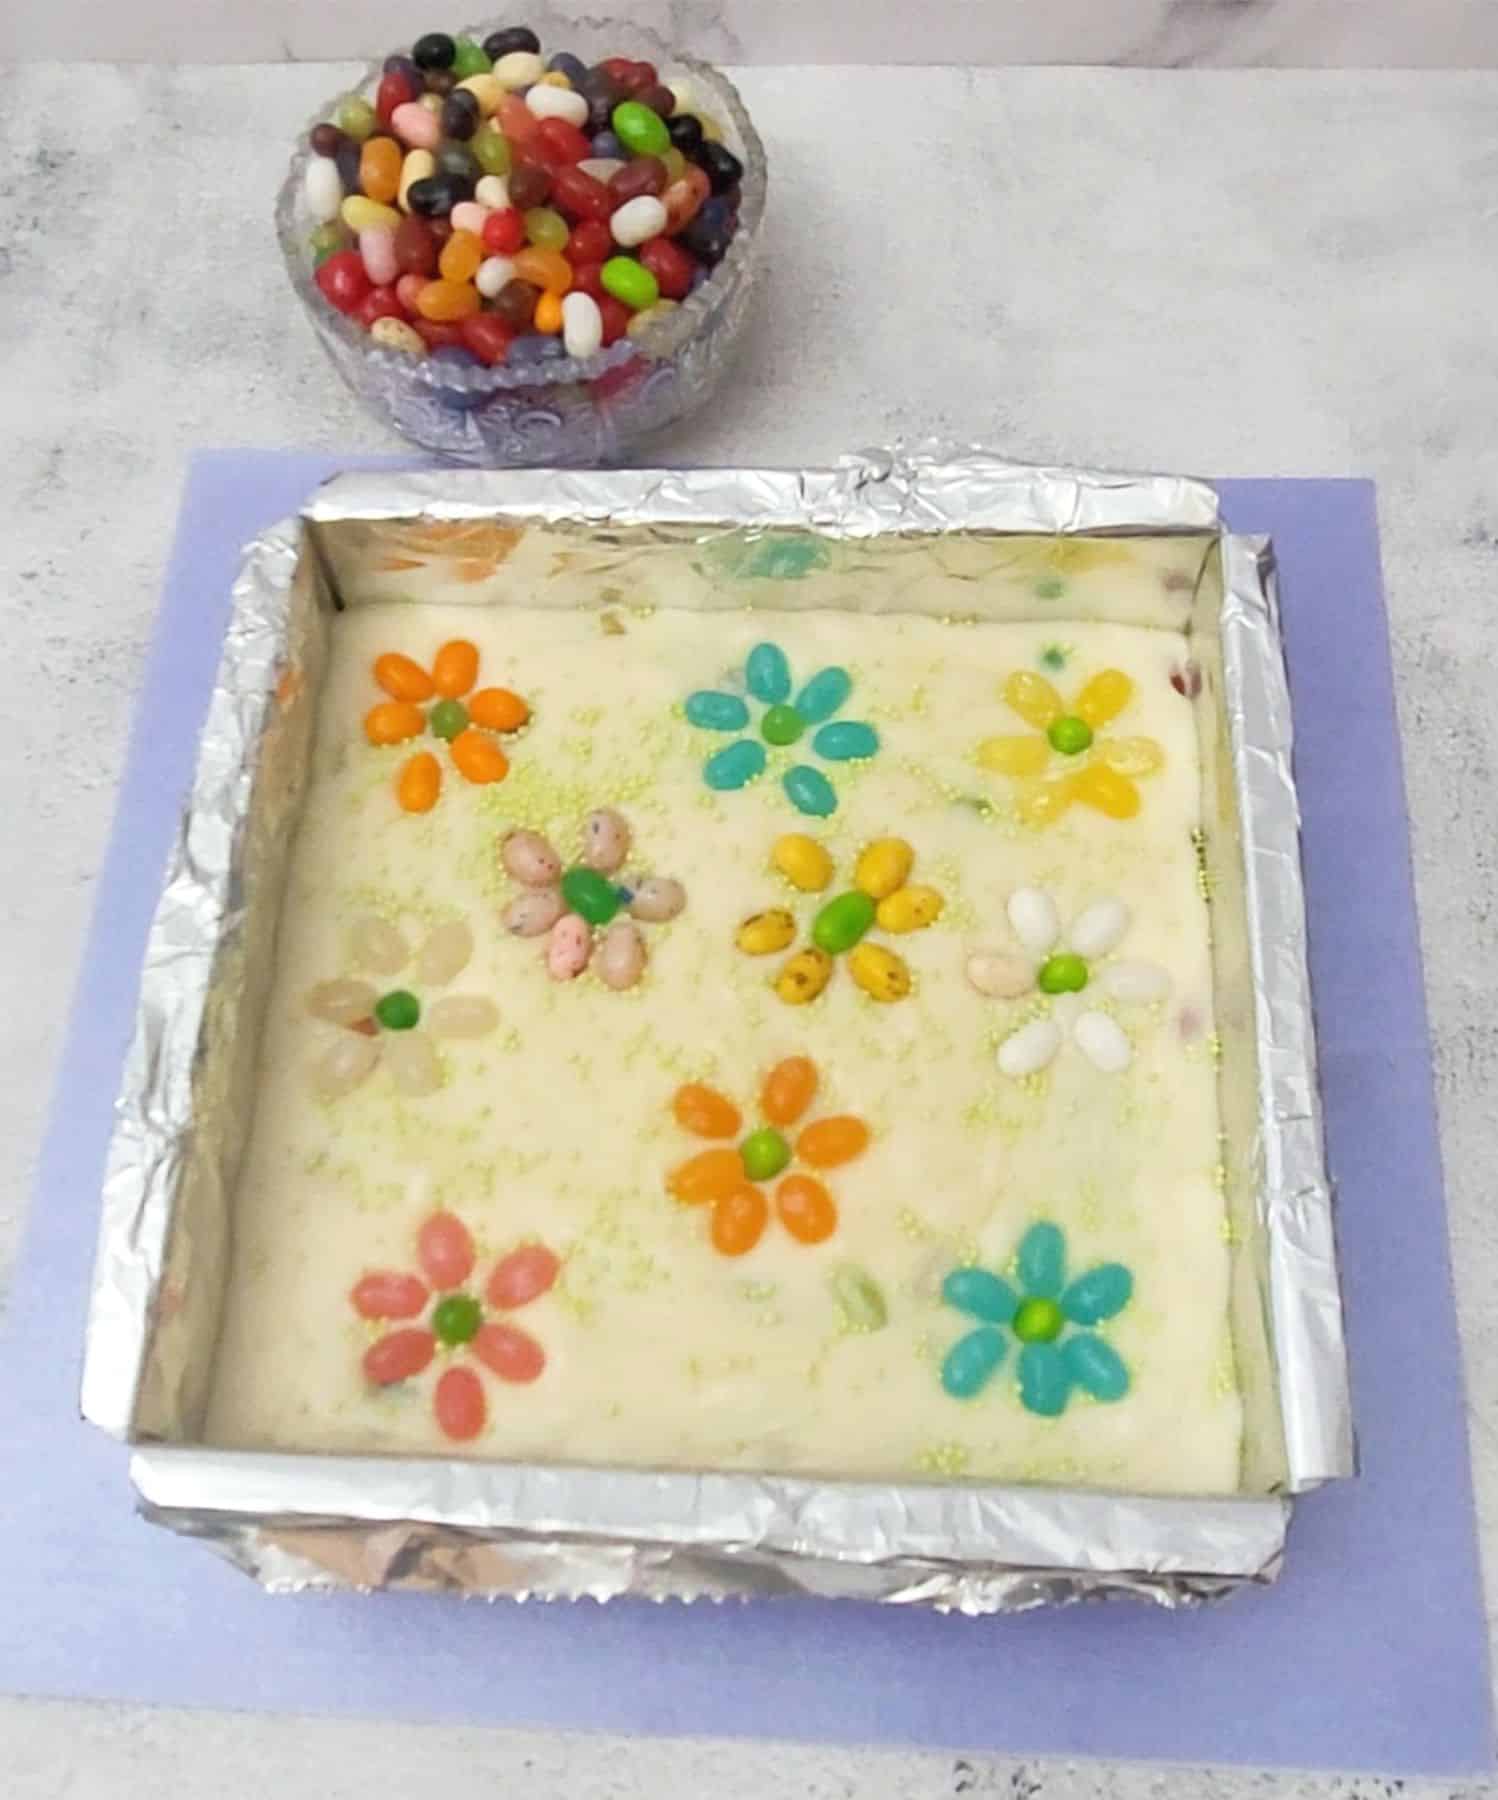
xmin=351 ymin=1271 xmax=429 ymax=1320
xmin=417 ymin=1211 xmax=475 ymax=1288
xmin=314 ymin=249 xmax=372 ymax=314
xmin=615 ymin=60 xmax=657 ymax=94
xmin=551 ymin=165 xmax=613 ymax=224
xmin=434 ymin=1364 xmax=486 ymax=1440
xmin=460 ymin=312 xmax=514 ymax=365
xmin=487 ymin=1244 xmax=560 ymax=1309
xmin=609 ymin=156 xmax=667 ymax=204
xmin=507 ymin=157 xmax=553 ymax=210
xmin=356 ymin=284 xmax=408 ymax=327
xmin=598 ymin=56 xmax=635 ymax=80
xmin=638 ymin=235 xmax=695 ymax=300
xmin=597 ymin=293 xmax=631 ymax=345
xmin=395 ymin=272 xmax=429 ymax=313
xmin=393 ymin=214 xmax=438 ymax=275
xmin=376 ymin=69 xmax=417 ymax=125
xmin=412 ymin=318 xmax=465 ymax=348
xmin=566 ymin=218 xmax=613 ymax=264
xmin=482 ymin=206 xmax=526 ymax=254
xmin=535 ymin=116 xmax=592 ymax=166
xmin=472 ymin=1321 xmax=545 ymax=1384
xmin=570 ymin=259 xmax=606 ymax=301
xmin=363 ymin=1327 xmax=435 ymax=1385
xmin=497 ymin=93 xmax=541 ymax=149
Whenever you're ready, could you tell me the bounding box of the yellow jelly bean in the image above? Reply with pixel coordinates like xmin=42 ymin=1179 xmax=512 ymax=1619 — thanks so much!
xmin=736 ymin=909 xmax=796 ymax=956
xmin=976 ymin=734 xmax=1050 ymax=777
xmin=1075 ymin=668 xmax=1134 ymax=727
xmin=1016 ymin=778 xmax=1075 ymax=826
xmin=853 ymin=838 xmax=913 ymax=901
xmin=1069 ymin=761 xmax=1141 ymax=819
xmin=1002 ymin=670 xmax=1063 ymax=730
xmin=1095 ymin=735 xmax=1164 ymax=777
xmin=369 ymin=316 xmax=426 ymax=356
xmin=772 ymin=834 xmax=833 ymax=893
xmin=457 ymin=73 xmax=505 ymax=115
xmin=398 ymin=149 xmax=436 ymax=212
xmin=848 ymin=942 xmax=912 ymax=1002
xmin=775 ymin=948 xmax=833 ymax=1005
xmin=340 ymin=195 xmax=401 ymax=233
xmin=875 ymin=884 xmax=944 ymax=934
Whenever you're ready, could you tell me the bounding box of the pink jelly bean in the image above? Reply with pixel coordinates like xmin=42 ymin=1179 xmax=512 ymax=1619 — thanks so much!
xmin=359 ymin=227 xmax=398 ymax=287
xmin=487 ymin=1245 xmax=560 ymax=1310
xmin=390 ymin=100 xmax=442 ymax=149
xmin=350 ymin=1270 xmax=429 ymax=1319
xmin=417 ymin=1211 xmax=475 ymax=1289
xmin=546 ymin=911 xmax=592 ymax=980
xmin=449 ymin=200 xmax=488 ymax=237
xmin=395 ymin=272 xmax=429 ymax=314
xmin=363 ymin=1327 xmax=435 ymax=1385
xmin=434 ymin=1365 xmax=486 ymax=1440
xmin=473 ymin=1322 xmax=546 ymax=1384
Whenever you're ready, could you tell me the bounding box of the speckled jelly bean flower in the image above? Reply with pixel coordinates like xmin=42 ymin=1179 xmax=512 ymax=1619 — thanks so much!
xmin=499 ymin=808 xmax=686 ymax=989
xmin=667 ymin=1057 xmax=870 ymax=1257
xmin=364 ymin=639 xmax=530 ymax=812
xmin=736 ymin=835 xmax=944 ymax=1006
xmin=686 ymin=641 xmax=879 ymax=817
xmin=353 ymin=1211 xmax=560 ymax=1442
xmin=975 ymin=668 xmax=1163 ymax=825
xmin=966 ymin=888 xmax=1170 ymax=1077
xmin=940 ymin=1222 xmax=1134 ymax=1416
xmin=306 ymin=916 xmax=498 ymax=1098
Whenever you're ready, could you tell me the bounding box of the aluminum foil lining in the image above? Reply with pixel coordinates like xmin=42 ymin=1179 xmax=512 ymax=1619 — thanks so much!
xmin=84 ymin=445 xmax=1353 ymax=1609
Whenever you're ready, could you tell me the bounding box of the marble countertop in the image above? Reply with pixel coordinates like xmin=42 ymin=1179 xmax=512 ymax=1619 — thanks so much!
xmin=3 ymin=58 xmax=1496 ymax=1800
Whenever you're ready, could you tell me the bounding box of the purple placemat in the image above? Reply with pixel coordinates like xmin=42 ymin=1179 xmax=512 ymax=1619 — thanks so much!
xmin=0 ymin=454 xmax=1488 ymax=1776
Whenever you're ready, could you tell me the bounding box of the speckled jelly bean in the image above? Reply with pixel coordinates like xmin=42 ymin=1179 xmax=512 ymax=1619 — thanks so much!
xmin=502 ymin=829 xmax=562 ymax=886
xmin=875 ymin=885 xmax=943 ymax=934
xmin=848 ymin=941 xmax=911 ymax=1002
xmin=628 ymin=877 xmax=685 ymax=922
xmin=505 ymin=887 xmax=565 ymax=936
xmin=546 ymin=910 xmax=593 ymax=979
xmin=596 ymin=919 xmax=647 ymax=989
xmin=736 ymin=909 xmax=796 ymax=955
xmin=685 ymin=690 xmax=750 ymax=731
xmin=775 ymin=947 xmax=833 ymax=1005
xmin=772 ymin=834 xmax=832 ymax=893
xmin=783 ymin=765 xmax=837 ymax=817
xmin=581 ymin=807 xmax=631 ymax=872
xmin=704 ymin=738 xmax=766 ymax=791
xmin=600 ymin=255 xmax=659 ymax=311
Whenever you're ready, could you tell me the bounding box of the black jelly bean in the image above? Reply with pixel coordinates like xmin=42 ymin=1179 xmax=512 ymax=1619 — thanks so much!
xmin=333 ymin=138 xmax=363 ymax=193
xmin=310 ymin=121 xmax=346 ymax=157
xmin=483 ymin=25 xmax=541 ymax=58
xmin=681 ymin=198 xmax=734 ymax=266
xmin=667 ymin=114 xmax=703 ymax=155
xmin=548 ymin=50 xmax=587 ymax=83
xmin=424 ymin=67 xmax=457 ymax=95
xmin=435 ymin=143 xmax=480 ymax=184
xmin=412 ymin=31 xmax=456 ymax=69
xmin=697 ymin=141 xmax=744 ymax=195
xmin=441 ymin=89 xmax=480 ymax=139
xmin=407 ymin=172 xmax=474 ymax=216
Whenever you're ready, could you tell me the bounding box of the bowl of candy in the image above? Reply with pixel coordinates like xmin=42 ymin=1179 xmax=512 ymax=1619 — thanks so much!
xmin=276 ymin=20 xmax=765 ymax=465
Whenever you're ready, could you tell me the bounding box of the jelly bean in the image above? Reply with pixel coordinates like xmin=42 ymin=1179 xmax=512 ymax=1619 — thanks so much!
xmin=771 ymin=834 xmax=832 ymax=893
xmin=775 ymin=947 xmax=833 ymax=1005
xmin=567 ymin=218 xmax=613 ymax=265
xmin=365 ymin=698 xmax=425 ymax=744
xmin=1096 ymin=737 xmax=1164 ymax=778
xmin=514 ymin=245 xmax=573 ymax=293
xmin=610 ymin=195 xmax=668 ymax=247
xmin=524 ymin=206 xmax=569 ymax=251
xmin=1067 ymin=898 xmax=1127 ymax=958
xmin=1098 ymin=959 xmax=1169 ymax=1002
xmin=450 ymin=727 xmax=509 ymax=782
xmin=851 ymin=839 xmax=911 ymax=902
xmin=1075 ymin=668 xmax=1133 ymax=728
xmin=505 ymin=887 xmax=565 ymax=936
xmin=680 ymin=198 xmax=734 ymax=266
xmin=474 ymin=1321 xmax=547 ymax=1384
xmin=609 ymin=155 xmax=667 ymax=203
xmin=597 ymin=293 xmax=631 ymax=344
xmin=351 ymin=916 xmax=408 ymax=973
xmin=436 ymin=143 xmax=481 ymax=185
xmin=441 ymin=89 xmax=481 ymax=140
xmin=432 ymin=1291 xmax=483 ymax=1345
xmin=546 ymin=910 xmax=593 ymax=980
xmin=975 ymin=734 xmax=1049 ymax=777
xmin=418 ymin=1210 xmax=475 ymax=1286
xmin=407 ymin=172 xmax=472 ymax=216
xmin=1016 ymin=1294 xmax=1074 ymax=1342
xmin=965 ymin=950 xmax=1033 ymax=999
xmin=1064 ymin=1333 xmax=1130 ymax=1401
xmin=493 ymin=279 xmax=540 ymax=329
xmin=439 ymin=228 xmax=484 ymax=283
xmin=561 ymin=865 xmax=620 ymax=925
xmin=638 ymin=234 xmax=695 ymax=299
xmin=306 ymin=976 xmax=377 ymax=1030
xmin=376 ymin=70 xmax=414 ymax=126
xmin=535 ymin=116 xmax=593 ymax=165
xmin=662 ymin=167 xmax=710 ymax=233
xmin=336 ymin=94 xmax=378 ymax=141
xmin=597 ymin=918 xmax=647 ymax=989
xmin=482 ymin=206 xmax=527 ymax=255
xmin=383 ymin=52 xmax=421 ymax=80
xmin=488 ymin=1243 xmax=559 ymax=1310
xmin=305 ymin=154 xmax=343 ymax=224
xmin=794 ymin=666 xmax=851 ymax=725
xmin=628 ymin=876 xmax=685 ymax=922
xmin=484 ymin=25 xmax=540 ymax=58
xmin=416 ymin=278 xmax=480 ymax=321
xmin=385 ymin=1030 xmax=442 ymax=1096
xmin=374 ymin=650 xmax=435 ymax=702
xmin=548 ymin=48 xmax=587 ymax=80
xmin=358 ymin=133 xmax=402 ymax=204
xmin=341 ymin=195 xmax=401 ymax=236
xmin=416 ymin=918 xmax=474 ymax=984
xmin=397 ymin=149 xmax=437 ymax=212
xmin=1007 ymin=887 xmax=1059 ymax=955
xmin=352 ymin=1269 xmax=429 ymax=1319
xmin=423 ymin=70 xmax=455 ymax=97
xmin=472 ymin=121 xmax=512 ymax=176
xmin=699 ymin=140 xmax=745 ymax=194
xmin=526 ymin=82 xmax=588 ymax=127
xmin=638 ymin=83 xmax=677 ymax=119
xmin=498 ymin=92 xmax=542 ymax=151
xmin=943 ymin=1267 xmax=1019 ymax=1324
xmin=876 ymin=885 xmax=944 ymax=935
xmin=394 ymin=272 xmax=429 ymax=314
xmin=373 ymin=987 xmax=420 ymax=1030
xmin=581 ymin=153 xmax=625 ymax=180
xmin=313 ymin=1031 xmax=379 ymax=1098
xmin=703 ymin=738 xmax=765 ymax=790
xmin=449 ymin=201 xmax=489 ymax=239
xmin=467 ymin=687 xmax=528 ymax=730
xmin=848 ymin=941 xmax=912 ymax=1002
xmin=308 ymin=219 xmax=349 ymax=260
xmin=941 ymin=1327 xmax=1006 ymax=1400
xmin=611 ymin=98 xmax=671 ymax=158
xmin=711 ymin=1185 xmax=769 ymax=1257
xmin=996 ymin=1018 xmax=1063 ymax=1077
xmin=669 ymin=1147 xmax=744 ymax=1204
xmin=451 ymin=35 xmax=491 ymax=78
xmin=364 ymin=1327 xmax=436 ymax=1386
xmin=1003 ymin=670 xmax=1062 ymax=730
xmin=430 ymin=638 xmax=478 ymax=697
xmin=776 ymin=1174 xmax=837 ymax=1245
xmin=667 ymin=113 xmax=703 ymax=155
xmin=661 ymin=147 xmax=687 ymax=184
xmin=745 ymin=642 xmax=790 ymax=703
xmin=533 ymin=289 xmax=564 ymax=333
xmin=1061 ymin=1263 xmax=1133 ymax=1327
xmin=740 ymin=1127 xmax=791 ymax=1182
xmin=783 ymin=765 xmax=837 ymax=817
xmin=412 ymin=316 xmax=463 ymax=349
xmin=434 ymin=1365 xmax=486 ymax=1441
xmin=1069 ymin=761 xmax=1141 ymax=818
xmin=685 ymin=690 xmax=749 ymax=731
xmin=812 ymin=891 xmax=875 ymax=956
xmin=1046 ymin=714 xmax=1092 ymax=756
xmin=626 ymin=299 xmax=680 ymax=340
xmin=581 ymin=807 xmax=630 ymax=872
xmin=1073 ymin=1010 xmax=1132 ymax=1072
xmin=413 ymin=30 xmax=456 ymax=68
xmin=391 ymin=100 xmax=442 ymax=149
xmin=810 ymin=721 xmax=877 ymax=763
xmin=735 ymin=909 xmax=796 ymax=956
xmin=760 ymin=1057 xmax=818 ymax=1129
xmin=355 ymin=226 xmax=396 ymax=288
xmin=551 ymin=165 xmax=614 ymax=223
xmin=475 ymin=174 xmax=510 ymax=210
xmin=315 ymin=248 xmax=371 ymax=314
xmin=355 ymin=284 xmax=406 ymax=328
xmin=495 ymin=48 xmax=547 ymax=89
xmin=1037 ymin=952 xmax=1088 ymax=994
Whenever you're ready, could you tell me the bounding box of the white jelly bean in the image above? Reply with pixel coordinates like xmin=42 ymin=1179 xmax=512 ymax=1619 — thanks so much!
xmin=610 ymin=195 xmax=668 ymax=248
xmin=383 ymin=1030 xmax=442 ymax=1096
xmin=1073 ymin=1011 xmax=1133 ymax=1073
xmin=562 ymin=291 xmax=603 ymax=360
xmin=426 ymin=995 xmax=500 ymax=1038
xmin=964 ymin=951 xmax=1034 ymax=1000
xmin=546 ymin=911 xmax=593 ymax=980
xmin=449 ymin=200 xmax=489 ymax=237
xmin=577 ymin=158 xmax=625 ymax=184
xmin=505 ymin=888 xmax=565 ymax=937
xmin=526 ymin=84 xmax=589 ymax=127
xmin=359 ymin=227 xmax=397 ymax=287
xmin=477 ymin=254 xmax=516 ymax=298
xmin=305 ymin=978 xmax=377 ymax=1026
xmin=1069 ymin=897 xmax=1130 ymax=958
xmin=629 ymin=876 xmax=686 ymax=923
xmin=493 ymin=50 xmax=546 ymax=90
xmin=313 ymin=1032 xmax=379 ymax=1099
xmin=474 ymin=174 xmax=510 ymax=210
xmin=596 ymin=920 xmax=646 ymax=990
xmin=305 ymin=154 xmax=343 ymax=223
xmin=667 ymin=79 xmax=695 ymax=113
xmin=416 ymin=919 xmax=473 ymax=985
xmin=1099 ymin=959 xmax=1170 ymax=1003
xmin=996 ymin=1018 xmax=1063 ymax=1078
xmin=350 ymin=916 xmax=408 ymax=974
xmin=580 ymin=805 xmax=630 ymax=872
xmin=502 ymin=829 xmax=562 ymax=887
xmin=1007 ymin=888 xmax=1059 ymax=958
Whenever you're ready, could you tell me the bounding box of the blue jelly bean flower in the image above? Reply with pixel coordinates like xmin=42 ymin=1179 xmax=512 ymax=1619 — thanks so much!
xmin=939 ymin=1223 xmax=1133 ymax=1416
xmin=686 ymin=639 xmax=880 ymax=815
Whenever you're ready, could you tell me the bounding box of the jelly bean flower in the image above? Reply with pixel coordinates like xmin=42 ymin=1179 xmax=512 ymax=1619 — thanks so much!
xmin=499 ymin=808 xmax=686 ymax=990
xmin=940 ymin=1222 xmax=1134 ymax=1417
xmin=686 ymin=640 xmax=879 ymax=818
xmin=363 ymin=638 xmax=531 ymax=813
xmin=966 ymin=888 xmax=1170 ymax=1077
xmin=737 ymin=835 xmax=944 ymax=1006
xmin=352 ymin=1210 xmax=559 ymax=1442
xmin=976 ymin=668 xmax=1163 ymax=825
xmin=667 ymin=1057 xmax=870 ymax=1257
xmin=306 ymin=916 xmax=498 ymax=1099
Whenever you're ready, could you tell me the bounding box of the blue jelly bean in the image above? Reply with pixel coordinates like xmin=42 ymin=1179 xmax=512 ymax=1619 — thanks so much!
xmin=548 ymin=51 xmax=587 ymax=82
xmin=942 ymin=1267 xmax=1018 ymax=1325
xmin=1061 ymin=1263 xmax=1133 ymax=1326
xmin=686 ymin=690 xmax=751 ymax=731
xmin=794 ymin=666 xmax=852 ymax=724
xmin=942 ymin=1327 xmax=1007 ymax=1400
xmin=703 ymin=739 xmax=767 ymax=791
xmin=1063 ymin=1333 xmax=1131 ymax=1402
xmin=1017 ymin=1221 xmax=1066 ymax=1299
xmin=812 ymin=720 xmax=879 ymax=762
xmin=745 ymin=641 xmax=791 ymax=704
xmin=783 ymin=764 xmax=837 ymax=817
xmin=591 ymin=130 xmax=624 ymax=159
xmin=1018 ymin=1342 xmax=1071 ymax=1416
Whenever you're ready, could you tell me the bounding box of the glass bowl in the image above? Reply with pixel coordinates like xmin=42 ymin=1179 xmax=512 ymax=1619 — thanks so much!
xmin=275 ymin=20 xmax=766 ymax=466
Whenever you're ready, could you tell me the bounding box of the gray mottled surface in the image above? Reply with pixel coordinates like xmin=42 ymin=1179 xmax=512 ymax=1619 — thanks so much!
xmin=1 ymin=58 xmax=1495 ymax=1799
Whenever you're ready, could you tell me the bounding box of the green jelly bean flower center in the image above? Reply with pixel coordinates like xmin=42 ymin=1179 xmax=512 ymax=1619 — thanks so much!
xmin=1047 ymin=714 xmax=1094 ymax=756
xmin=740 ymin=1127 xmax=791 ymax=1182
xmin=1037 ymin=952 xmax=1089 ymax=994
xmin=374 ymin=989 xmax=420 ymax=1031
xmin=431 ymin=1292 xmax=482 ymax=1346
xmin=811 ymin=891 xmax=876 ymax=957
xmin=561 ymin=866 xmax=620 ymax=926
xmin=1012 ymin=1296 xmax=1064 ymax=1344
xmin=761 ymin=703 xmax=804 ymax=746
xmin=429 ymin=698 xmax=470 ymax=740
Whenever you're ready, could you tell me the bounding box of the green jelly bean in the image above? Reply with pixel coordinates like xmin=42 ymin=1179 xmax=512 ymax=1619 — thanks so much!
xmin=685 ymin=690 xmax=750 ymax=732
xmin=429 ymin=698 xmax=469 ymax=740
xmin=612 ymin=99 xmax=671 ymax=158
xmin=472 ymin=123 xmax=512 ymax=177
xmin=783 ymin=764 xmax=837 ymax=817
xmin=335 ymin=94 xmax=377 ymax=141
xmin=432 ymin=1292 xmax=482 ymax=1346
xmin=760 ymin=703 xmax=803 ymax=746
xmin=811 ymin=720 xmax=879 ymax=761
xmin=704 ymin=738 xmax=766 ymax=791
xmin=309 ymin=221 xmax=348 ymax=258
xmin=525 ymin=206 xmax=569 ymax=251
xmin=812 ymin=890 xmax=876 ymax=956
xmin=832 ymin=1264 xmax=888 ymax=1331
xmin=794 ymin=666 xmax=851 ymax=725
xmin=451 ymin=36 xmax=491 ymax=77
xmin=601 ymin=255 xmax=660 ymax=312
xmin=374 ymin=989 xmax=420 ymax=1031
xmin=740 ymin=1127 xmax=790 ymax=1182
xmin=1037 ymin=952 xmax=1088 ymax=994
xmin=942 ymin=1326 xmax=1006 ymax=1399
xmin=1012 ymin=1296 xmax=1065 ymax=1344
xmin=745 ymin=642 xmax=791 ymax=704
xmin=1047 ymin=714 xmax=1094 ymax=756
xmin=561 ymin=866 xmax=620 ymax=926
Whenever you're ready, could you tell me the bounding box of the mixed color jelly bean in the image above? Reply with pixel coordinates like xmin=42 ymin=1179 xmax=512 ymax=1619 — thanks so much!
xmin=302 ymin=23 xmax=746 ymax=368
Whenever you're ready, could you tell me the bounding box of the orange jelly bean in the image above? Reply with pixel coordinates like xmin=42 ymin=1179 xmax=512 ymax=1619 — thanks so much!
xmin=415 ymin=278 xmax=481 ymax=321
xmin=760 ymin=1056 xmax=818 ymax=1127
xmin=711 ymin=1185 xmax=769 ymax=1257
xmin=468 ymin=687 xmax=530 ymax=731
xmin=672 ymin=1083 xmax=742 ymax=1139
xmin=449 ymin=726 xmax=510 ymax=783
xmin=432 ymin=638 xmax=480 ymax=697
xmin=439 ymin=228 xmax=484 ymax=284
xmin=513 ymin=246 xmax=573 ymax=294
xmin=796 ymin=1115 xmax=870 ymax=1169
xmin=668 ymin=1147 xmax=744 ymax=1205
xmin=364 ymin=699 xmax=425 ymax=745
xmin=359 ymin=135 xmax=403 ymax=204
xmin=775 ymin=1174 xmax=837 ymax=1245
xmin=374 ymin=651 xmax=435 ymax=702
xmin=533 ymin=288 xmax=564 ymax=333
xmin=397 ymin=751 xmax=441 ymax=812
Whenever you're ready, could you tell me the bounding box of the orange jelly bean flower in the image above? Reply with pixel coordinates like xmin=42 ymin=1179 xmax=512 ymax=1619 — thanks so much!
xmin=365 ymin=638 xmax=531 ymax=811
